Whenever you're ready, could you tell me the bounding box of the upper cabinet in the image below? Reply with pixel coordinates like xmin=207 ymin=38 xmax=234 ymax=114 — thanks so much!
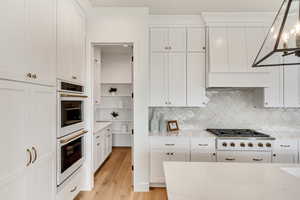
xmin=0 ymin=0 xmax=56 ymax=86
xmin=207 ymin=26 xmax=271 ymax=87
xmin=57 ymin=0 xmax=86 ymax=84
xmin=149 ymin=27 xmax=208 ymax=107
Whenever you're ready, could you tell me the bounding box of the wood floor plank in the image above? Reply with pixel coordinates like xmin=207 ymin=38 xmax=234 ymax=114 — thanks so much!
xmin=75 ymin=147 xmax=168 ymax=200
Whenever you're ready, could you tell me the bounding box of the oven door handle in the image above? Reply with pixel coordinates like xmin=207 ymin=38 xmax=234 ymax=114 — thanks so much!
xmin=60 ymin=130 xmax=88 ymax=144
xmin=60 ymin=93 xmax=88 ymax=98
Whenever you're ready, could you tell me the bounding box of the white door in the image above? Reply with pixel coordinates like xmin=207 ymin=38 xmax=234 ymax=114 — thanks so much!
xmin=150 ymin=53 xmax=168 ymax=106
xmin=187 ymin=53 xmax=207 ymax=106
xmin=150 ymin=28 xmax=169 ymax=52
xmin=0 ymin=80 xmax=28 ymax=200
xmin=187 ymin=27 xmax=206 ymax=52
xmin=0 ymin=0 xmax=28 ymax=82
xmin=169 ymin=28 xmax=186 ymax=52
xmin=26 ymin=155 xmax=55 ymax=200
xmin=168 ymin=53 xmax=186 ymax=106
xmin=227 ymin=27 xmax=247 ymax=72
xmin=27 ymin=0 xmax=56 ymax=86
xmin=209 ymin=27 xmax=229 ymax=72
xmin=28 ymin=85 xmax=56 ymax=162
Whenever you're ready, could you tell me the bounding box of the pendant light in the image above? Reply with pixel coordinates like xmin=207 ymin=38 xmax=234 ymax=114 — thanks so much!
xmin=253 ymin=0 xmax=300 ymax=67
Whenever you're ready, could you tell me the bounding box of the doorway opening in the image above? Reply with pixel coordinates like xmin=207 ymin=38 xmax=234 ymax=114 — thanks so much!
xmin=92 ymin=43 xmax=134 ymax=182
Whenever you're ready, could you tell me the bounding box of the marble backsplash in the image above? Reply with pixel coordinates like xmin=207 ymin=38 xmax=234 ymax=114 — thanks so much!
xmin=149 ymin=89 xmax=300 ymax=132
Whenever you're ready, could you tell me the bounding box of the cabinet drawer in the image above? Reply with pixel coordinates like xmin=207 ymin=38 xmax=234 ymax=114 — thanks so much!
xmin=191 ymin=138 xmax=216 ymax=152
xmin=217 ymin=151 xmax=271 ymax=163
xmin=274 ymin=140 xmax=298 ymax=152
xmin=150 ymin=137 xmax=189 ymax=149
xmin=57 ymin=170 xmax=82 ymax=200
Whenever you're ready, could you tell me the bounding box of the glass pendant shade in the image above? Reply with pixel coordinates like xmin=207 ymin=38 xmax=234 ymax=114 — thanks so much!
xmin=253 ymin=0 xmax=300 ymax=67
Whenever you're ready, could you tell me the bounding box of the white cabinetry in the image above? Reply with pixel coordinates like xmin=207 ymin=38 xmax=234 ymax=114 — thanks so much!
xmin=150 ymin=27 xmax=208 ymax=107
xmin=94 ymin=125 xmax=112 ymax=172
xmin=217 ymin=151 xmax=271 ymax=163
xmin=191 ymin=138 xmax=216 ymax=162
xmin=207 ymin=26 xmax=270 ymax=87
xmin=0 ymin=80 xmax=55 ymax=200
xmin=0 ymin=0 xmax=56 ymax=86
xmin=57 ymin=0 xmax=86 ymax=84
xmin=272 ymin=139 xmax=298 ymax=163
xmin=150 ymin=137 xmax=189 ymax=184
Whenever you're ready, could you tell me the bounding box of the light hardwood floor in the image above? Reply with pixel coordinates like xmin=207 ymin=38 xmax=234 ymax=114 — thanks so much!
xmin=75 ymin=147 xmax=168 ymax=200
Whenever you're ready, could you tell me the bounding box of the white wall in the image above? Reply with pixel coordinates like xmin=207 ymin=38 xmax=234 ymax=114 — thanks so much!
xmin=87 ymin=7 xmax=150 ymax=191
xmin=101 ymin=46 xmax=133 ymax=84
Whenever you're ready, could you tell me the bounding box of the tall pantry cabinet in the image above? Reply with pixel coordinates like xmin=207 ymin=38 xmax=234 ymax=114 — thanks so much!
xmin=0 ymin=0 xmax=86 ymax=199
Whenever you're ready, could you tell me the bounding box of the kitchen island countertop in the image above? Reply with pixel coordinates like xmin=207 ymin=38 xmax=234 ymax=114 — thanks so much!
xmin=164 ymin=161 xmax=300 ymax=200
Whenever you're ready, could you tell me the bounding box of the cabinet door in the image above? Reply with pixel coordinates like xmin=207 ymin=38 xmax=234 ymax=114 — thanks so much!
xmin=168 ymin=53 xmax=186 ymax=106
xmin=28 ymin=85 xmax=56 ymax=161
xmin=169 ymin=28 xmax=186 ymax=52
xmin=150 ymin=149 xmax=169 ymax=183
xmin=26 ymin=155 xmax=55 ymax=200
xmin=272 ymin=140 xmax=298 ymax=163
xmin=27 ymin=0 xmax=56 ymax=86
xmin=187 ymin=28 xmax=205 ymax=52
xmin=209 ymin=27 xmax=229 ymax=72
xmin=245 ymin=27 xmax=266 ymax=72
xmin=283 ymin=66 xmax=300 ymax=107
xmin=264 ymin=67 xmax=284 ymax=107
xmin=150 ymin=28 xmax=169 ymax=52
xmin=150 ymin=53 xmax=168 ymax=106
xmin=57 ymin=0 xmax=73 ymax=81
xmin=0 ymin=80 xmax=28 ymax=199
xmin=0 ymin=0 xmax=28 ymax=82
xmin=71 ymin=5 xmax=86 ymax=83
xmin=191 ymin=151 xmax=216 ymax=162
xmin=187 ymin=53 xmax=207 ymax=106
xmin=227 ymin=27 xmax=247 ymax=72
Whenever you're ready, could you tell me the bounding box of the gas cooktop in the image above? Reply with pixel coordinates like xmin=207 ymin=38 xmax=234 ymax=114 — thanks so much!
xmin=206 ymin=129 xmax=272 ymax=138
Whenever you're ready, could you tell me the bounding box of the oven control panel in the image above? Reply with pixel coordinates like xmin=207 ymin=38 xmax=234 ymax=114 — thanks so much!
xmin=217 ymin=139 xmax=273 ymax=151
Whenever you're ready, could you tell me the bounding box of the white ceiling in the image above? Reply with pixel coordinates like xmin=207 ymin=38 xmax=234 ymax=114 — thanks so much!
xmin=89 ymin=0 xmax=283 ymax=14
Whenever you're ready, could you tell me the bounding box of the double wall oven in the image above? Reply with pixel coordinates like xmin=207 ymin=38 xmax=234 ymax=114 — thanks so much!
xmin=57 ymin=81 xmax=87 ymax=186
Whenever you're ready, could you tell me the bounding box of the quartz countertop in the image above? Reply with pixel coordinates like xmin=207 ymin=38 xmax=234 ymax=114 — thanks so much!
xmin=149 ymin=129 xmax=216 ymax=139
xmin=164 ymin=161 xmax=300 ymax=200
xmin=94 ymin=121 xmax=112 ymax=133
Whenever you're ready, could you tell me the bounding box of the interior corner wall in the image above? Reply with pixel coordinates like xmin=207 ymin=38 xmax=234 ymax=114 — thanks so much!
xmin=87 ymin=7 xmax=150 ymax=192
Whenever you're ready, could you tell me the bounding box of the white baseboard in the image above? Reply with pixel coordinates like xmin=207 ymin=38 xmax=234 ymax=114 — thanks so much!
xmin=134 ymin=182 xmax=150 ymax=192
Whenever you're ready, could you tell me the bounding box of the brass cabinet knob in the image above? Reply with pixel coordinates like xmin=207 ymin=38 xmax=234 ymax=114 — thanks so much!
xmin=72 ymin=76 xmax=77 ymax=80
xmin=26 ymin=73 xmax=32 ymax=78
xmin=32 ymin=74 xmax=37 ymax=79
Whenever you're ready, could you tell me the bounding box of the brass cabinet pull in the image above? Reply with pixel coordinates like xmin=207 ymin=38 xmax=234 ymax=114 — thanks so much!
xmin=280 ymin=145 xmax=291 ymax=148
xmin=32 ymin=74 xmax=37 ymax=79
xmin=26 ymin=149 xmax=32 ymax=167
xmin=198 ymin=144 xmax=209 ymax=146
xmin=60 ymin=130 xmax=88 ymax=144
xmin=26 ymin=73 xmax=32 ymax=78
xmin=72 ymin=76 xmax=77 ymax=80
xmin=60 ymin=93 xmax=88 ymax=98
xmin=70 ymin=186 xmax=77 ymax=193
xmin=96 ymin=136 xmax=100 ymax=139
xmin=31 ymin=147 xmax=37 ymax=163
xmin=165 ymin=144 xmax=175 ymax=146
xmin=225 ymin=158 xmax=235 ymax=161
xmin=253 ymin=158 xmax=263 ymax=162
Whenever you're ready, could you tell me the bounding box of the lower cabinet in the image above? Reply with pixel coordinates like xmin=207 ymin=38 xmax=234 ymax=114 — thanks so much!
xmin=94 ymin=125 xmax=112 ymax=172
xmin=0 ymin=80 xmax=56 ymax=200
xmin=190 ymin=138 xmax=216 ymax=162
xmin=150 ymin=148 xmax=189 ymax=184
xmin=272 ymin=139 xmax=298 ymax=163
